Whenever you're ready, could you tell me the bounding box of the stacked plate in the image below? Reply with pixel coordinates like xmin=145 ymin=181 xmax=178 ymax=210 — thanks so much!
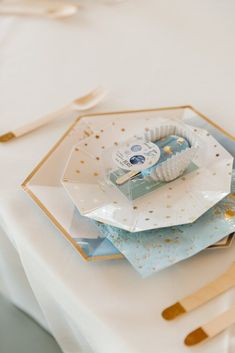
xmin=22 ymin=106 xmax=235 ymax=276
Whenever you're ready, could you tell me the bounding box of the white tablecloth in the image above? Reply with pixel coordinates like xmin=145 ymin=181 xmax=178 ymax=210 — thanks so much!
xmin=0 ymin=1 xmax=235 ymax=352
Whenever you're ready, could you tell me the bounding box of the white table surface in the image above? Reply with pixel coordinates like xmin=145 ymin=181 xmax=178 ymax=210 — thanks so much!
xmin=0 ymin=1 xmax=235 ymax=352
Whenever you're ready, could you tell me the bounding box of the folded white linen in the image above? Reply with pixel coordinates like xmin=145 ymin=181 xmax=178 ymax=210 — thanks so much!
xmin=0 ymin=189 xmax=235 ymax=353
xmin=0 ymin=223 xmax=49 ymax=331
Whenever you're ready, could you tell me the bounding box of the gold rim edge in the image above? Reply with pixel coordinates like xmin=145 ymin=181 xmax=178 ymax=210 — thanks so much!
xmin=21 ymin=105 xmax=235 ymax=262
xmin=208 ymin=232 xmax=235 ymax=249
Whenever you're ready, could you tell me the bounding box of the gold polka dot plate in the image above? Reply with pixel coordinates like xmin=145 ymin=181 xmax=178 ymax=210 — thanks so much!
xmin=61 ymin=110 xmax=233 ymax=232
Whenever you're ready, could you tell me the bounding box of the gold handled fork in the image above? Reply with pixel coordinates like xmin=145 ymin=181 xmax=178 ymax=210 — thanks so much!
xmin=0 ymin=87 xmax=108 ymax=142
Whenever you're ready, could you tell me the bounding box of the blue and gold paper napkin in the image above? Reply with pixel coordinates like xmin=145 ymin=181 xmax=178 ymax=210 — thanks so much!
xmin=96 ymin=171 xmax=235 ymax=277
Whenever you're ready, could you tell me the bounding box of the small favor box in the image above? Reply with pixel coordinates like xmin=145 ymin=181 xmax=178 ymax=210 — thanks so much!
xmin=101 ymin=121 xmax=200 ymax=200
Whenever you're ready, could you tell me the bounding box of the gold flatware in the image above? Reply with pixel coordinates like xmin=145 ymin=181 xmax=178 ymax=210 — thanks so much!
xmin=0 ymin=1 xmax=79 ymax=19
xmin=185 ymin=304 xmax=235 ymax=346
xmin=0 ymin=87 xmax=108 ymax=142
xmin=162 ymin=262 xmax=235 ymax=320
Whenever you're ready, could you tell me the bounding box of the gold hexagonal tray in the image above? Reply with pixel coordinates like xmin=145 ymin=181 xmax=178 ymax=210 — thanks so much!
xmin=22 ymin=106 xmax=235 ymax=261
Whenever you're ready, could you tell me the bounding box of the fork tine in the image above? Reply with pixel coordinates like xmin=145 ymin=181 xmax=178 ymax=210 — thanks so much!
xmin=0 ymin=87 xmax=107 ymax=142
xmin=74 ymin=86 xmax=104 ymax=105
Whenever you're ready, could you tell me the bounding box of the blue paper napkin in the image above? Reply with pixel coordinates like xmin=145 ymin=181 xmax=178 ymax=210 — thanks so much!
xmin=96 ymin=171 xmax=235 ymax=277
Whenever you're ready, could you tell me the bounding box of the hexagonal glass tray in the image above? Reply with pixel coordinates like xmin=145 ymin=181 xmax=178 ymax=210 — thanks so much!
xmin=22 ymin=106 xmax=235 ymax=261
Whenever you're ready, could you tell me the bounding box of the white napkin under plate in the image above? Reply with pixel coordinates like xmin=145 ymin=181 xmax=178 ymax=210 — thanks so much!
xmin=0 ymin=189 xmax=235 ymax=353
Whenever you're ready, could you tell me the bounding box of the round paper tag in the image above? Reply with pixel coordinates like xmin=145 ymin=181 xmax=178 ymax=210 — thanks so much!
xmin=112 ymin=141 xmax=161 ymax=172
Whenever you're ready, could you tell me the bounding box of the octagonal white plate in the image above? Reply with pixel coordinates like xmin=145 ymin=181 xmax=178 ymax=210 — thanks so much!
xmin=62 ymin=116 xmax=233 ymax=232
